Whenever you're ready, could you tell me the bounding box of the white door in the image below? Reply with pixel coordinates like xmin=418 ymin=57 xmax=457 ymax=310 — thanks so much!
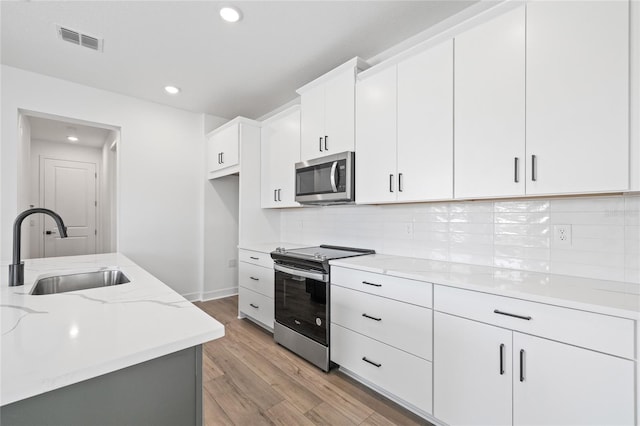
xmin=324 ymin=69 xmax=356 ymax=156
xmin=454 ymin=6 xmax=526 ymax=199
xmin=355 ymin=65 xmax=397 ymax=204
xmin=397 ymin=40 xmax=454 ymax=202
xmin=42 ymin=158 xmax=97 ymax=257
xmin=525 ymin=1 xmax=629 ymax=195
xmin=300 ymin=84 xmax=326 ymax=161
xmin=513 ymin=333 xmax=635 ymax=426
xmin=433 ymin=312 xmax=512 ymax=426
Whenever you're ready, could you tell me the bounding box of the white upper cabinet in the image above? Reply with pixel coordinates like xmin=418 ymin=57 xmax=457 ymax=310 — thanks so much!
xmin=260 ymin=106 xmax=301 ymax=208
xmin=355 ymin=65 xmax=397 ymax=204
xmin=357 ymin=41 xmax=454 ymax=204
xmin=454 ymin=6 xmax=526 ymax=199
xmin=397 ymin=40 xmax=453 ymax=202
xmin=298 ymin=58 xmax=367 ymax=162
xmin=207 ymin=122 xmax=240 ymax=179
xmin=525 ymin=0 xmax=629 ymax=195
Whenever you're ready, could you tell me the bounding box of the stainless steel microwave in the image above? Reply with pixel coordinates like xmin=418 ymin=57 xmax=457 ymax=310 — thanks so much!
xmin=295 ymin=151 xmax=354 ymax=205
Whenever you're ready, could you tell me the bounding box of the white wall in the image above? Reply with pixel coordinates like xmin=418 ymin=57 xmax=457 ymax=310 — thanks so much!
xmin=1 ymin=65 xmax=220 ymax=298
xmin=17 ymin=114 xmax=31 ymax=259
xmin=282 ymin=194 xmax=640 ymax=284
xmin=27 ymin=139 xmax=104 ymax=258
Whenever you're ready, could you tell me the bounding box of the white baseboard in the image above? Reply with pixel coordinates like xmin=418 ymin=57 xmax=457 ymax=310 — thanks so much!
xmin=201 ymin=287 xmax=238 ymax=302
xmin=181 ymin=292 xmax=202 ymax=302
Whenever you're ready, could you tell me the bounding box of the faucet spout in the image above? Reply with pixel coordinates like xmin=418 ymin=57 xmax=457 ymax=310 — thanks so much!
xmin=9 ymin=208 xmax=68 ymax=287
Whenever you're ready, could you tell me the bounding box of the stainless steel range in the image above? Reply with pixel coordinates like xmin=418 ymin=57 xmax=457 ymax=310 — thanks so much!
xmin=271 ymin=245 xmax=375 ymax=371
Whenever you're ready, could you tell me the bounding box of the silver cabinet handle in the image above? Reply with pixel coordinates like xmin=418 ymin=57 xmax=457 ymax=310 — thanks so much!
xmin=519 ymin=349 xmax=525 ymax=382
xmin=277 ymin=189 xmax=281 ymax=202
xmin=514 ymin=157 xmax=519 ymax=183
xmin=324 ymin=135 xmax=328 ymax=151
xmin=494 ymin=309 xmax=532 ymax=321
xmin=398 ymin=173 xmax=403 ymax=192
xmin=499 ymin=344 xmax=505 ymax=375
xmin=217 ymin=153 xmax=221 ymax=164
xmin=362 ymin=313 xmax=382 ymax=321
xmin=274 ymin=189 xmax=278 ymax=202
xmin=531 ymin=155 xmax=537 ymax=181
xmin=330 ymin=161 xmax=338 ymax=192
xmin=220 ymin=152 xmax=224 ymax=164
xmin=362 ymin=280 xmax=382 ymax=287
xmin=250 ymin=256 xmax=259 ymax=260
xmin=362 ymin=357 xmax=382 ymax=368
xmin=250 ymin=303 xmax=259 ymax=309
xmin=319 ymin=137 xmax=323 ymax=152
xmin=389 ymin=174 xmax=394 ymax=192
xmin=250 ymin=277 xmax=259 ymax=281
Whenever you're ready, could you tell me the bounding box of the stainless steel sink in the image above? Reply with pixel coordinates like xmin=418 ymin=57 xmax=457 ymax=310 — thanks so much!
xmin=31 ymin=269 xmax=130 ymax=295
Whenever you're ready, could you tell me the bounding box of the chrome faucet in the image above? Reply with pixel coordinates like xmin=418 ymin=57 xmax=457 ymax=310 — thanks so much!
xmin=9 ymin=208 xmax=68 ymax=287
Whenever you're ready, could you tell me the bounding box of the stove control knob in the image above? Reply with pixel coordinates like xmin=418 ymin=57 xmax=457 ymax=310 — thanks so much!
xmin=276 ymin=247 xmax=285 ymax=253
xmin=320 ymin=255 xmax=327 ymax=261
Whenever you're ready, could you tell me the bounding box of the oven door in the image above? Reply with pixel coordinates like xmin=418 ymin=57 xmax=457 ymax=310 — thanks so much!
xmin=274 ymin=264 xmax=329 ymax=346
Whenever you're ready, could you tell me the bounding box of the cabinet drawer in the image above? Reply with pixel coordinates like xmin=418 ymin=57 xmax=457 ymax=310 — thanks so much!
xmin=239 ymin=287 xmax=274 ymax=329
xmin=239 ymin=263 xmax=274 ymax=297
xmin=331 ymin=285 xmax=432 ymax=360
xmin=331 ymin=324 xmax=432 ymax=414
xmin=238 ymin=249 xmax=274 ymax=269
xmin=331 ymin=267 xmax=432 ymax=307
xmin=434 ymin=285 xmax=634 ymax=359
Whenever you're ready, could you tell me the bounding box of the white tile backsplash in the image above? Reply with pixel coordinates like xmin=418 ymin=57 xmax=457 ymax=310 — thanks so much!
xmin=280 ymin=194 xmax=640 ymax=284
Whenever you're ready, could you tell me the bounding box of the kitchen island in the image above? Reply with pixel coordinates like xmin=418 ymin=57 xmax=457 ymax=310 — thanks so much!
xmin=0 ymin=253 xmax=224 ymax=425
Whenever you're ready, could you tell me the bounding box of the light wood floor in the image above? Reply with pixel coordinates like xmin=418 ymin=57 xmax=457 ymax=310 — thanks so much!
xmin=194 ymin=296 xmax=431 ymax=426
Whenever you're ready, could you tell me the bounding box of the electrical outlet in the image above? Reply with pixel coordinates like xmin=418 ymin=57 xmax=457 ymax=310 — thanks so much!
xmin=554 ymin=224 xmax=572 ymax=247
xmin=228 ymin=259 xmax=237 ymax=267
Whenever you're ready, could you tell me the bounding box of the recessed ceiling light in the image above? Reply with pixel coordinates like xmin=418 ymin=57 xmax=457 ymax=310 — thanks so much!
xmin=67 ymin=136 xmax=79 ymax=142
xmin=164 ymin=85 xmax=181 ymax=95
xmin=220 ymin=6 xmax=241 ymax=23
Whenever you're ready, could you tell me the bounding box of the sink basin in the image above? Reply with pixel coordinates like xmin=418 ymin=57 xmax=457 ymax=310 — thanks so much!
xmin=31 ymin=269 xmax=130 ymax=295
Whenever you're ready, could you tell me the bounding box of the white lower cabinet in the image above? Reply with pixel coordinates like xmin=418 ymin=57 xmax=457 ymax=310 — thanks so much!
xmin=330 ymin=267 xmax=433 ymax=415
xmin=434 ymin=287 xmax=635 ymax=426
xmin=238 ymin=249 xmax=274 ymax=329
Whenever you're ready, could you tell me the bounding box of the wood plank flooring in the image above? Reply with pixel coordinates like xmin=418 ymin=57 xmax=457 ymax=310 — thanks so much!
xmin=194 ymin=297 xmax=431 ymax=426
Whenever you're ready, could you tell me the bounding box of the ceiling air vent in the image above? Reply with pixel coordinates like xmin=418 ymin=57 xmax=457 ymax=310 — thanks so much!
xmin=56 ymin=25 xmax=103 ymax=52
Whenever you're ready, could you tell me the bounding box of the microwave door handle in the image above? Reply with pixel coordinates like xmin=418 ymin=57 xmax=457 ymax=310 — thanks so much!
xmin=330 ymin=161 xmax=338 ymax=192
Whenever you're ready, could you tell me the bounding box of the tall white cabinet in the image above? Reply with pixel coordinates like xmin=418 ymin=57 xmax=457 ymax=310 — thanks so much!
xmin=260 ymin=106 xmax=301 ymax=208
xmin=525 ymin=0 xmax=629 ymax=195
xmin=356 ymin=40 xmax=454 ymax=204
xmin=206 ymin=121 xmax=241 ymax=179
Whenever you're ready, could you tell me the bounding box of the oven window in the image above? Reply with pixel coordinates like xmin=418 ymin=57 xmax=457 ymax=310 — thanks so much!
xmin=275 ymin=271 xmax=327 ymax=345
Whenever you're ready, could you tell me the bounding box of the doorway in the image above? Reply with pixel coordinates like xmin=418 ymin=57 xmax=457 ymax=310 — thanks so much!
xmin=18 ymin=111 xmax=119 ymax=259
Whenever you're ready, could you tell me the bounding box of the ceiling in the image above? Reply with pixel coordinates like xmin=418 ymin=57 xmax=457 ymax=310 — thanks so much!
xmin=28 ymin=115 xmax=115 ymax=149
xmin=1 ymin=1 xmax=476 ymax=120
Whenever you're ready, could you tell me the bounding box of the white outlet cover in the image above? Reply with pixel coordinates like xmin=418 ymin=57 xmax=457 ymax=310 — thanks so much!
xmin=553 ymin=224 xmax=572 ymax=247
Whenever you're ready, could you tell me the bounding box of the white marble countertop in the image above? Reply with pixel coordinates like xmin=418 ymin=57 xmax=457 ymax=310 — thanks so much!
xmin=238 ymin=241 xmax=310 ymax=254
xmin=0 ymin=253 xmax=225 ymax=406
xmin=330 ymin=254 xmax=640 ymax=320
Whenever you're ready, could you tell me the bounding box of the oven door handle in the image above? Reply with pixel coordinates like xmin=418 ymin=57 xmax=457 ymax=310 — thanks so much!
xmin=274 ymin=264 xmax=328 ymax=283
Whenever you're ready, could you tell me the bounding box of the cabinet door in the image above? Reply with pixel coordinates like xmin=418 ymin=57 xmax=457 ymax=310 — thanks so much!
xmin=324 ymin=69 xmax=356 ymax=156
xmin=526 ymin=1 xmax=629 ymax=195
xmin=513 ymin=333 xmax=634 ymax=426
xmin=261 ymin=108 xmax=301 ymax=208
xmin=434 ymin=312 xmax=512 ymax=426
xmin=397 ymin=40 xmax=453 ymax=202
xmin=300 ymin=84 xmax=325 ymax=161
xmin=355 ymin=66 xmax=398 ymax=204
xmin=210 ymin=123 xmax=239 ymax=173
xmin=454 ymin=6 xmax=525 ymax=199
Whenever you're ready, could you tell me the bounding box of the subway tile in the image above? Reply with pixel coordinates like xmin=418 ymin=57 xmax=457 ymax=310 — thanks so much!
xmin=413 ymin=222 xmax=449 ymax=235
xmin=449 ymin=212 xmax=494 ymax=223
xmin=624 ymin=253 xmax=640 ymax=270
xmin=549 ymin=196 xmax=625 ymax=212
xmin=493 ymin=245 xmax=550 ymax=261
xmin=449 ymin=222 xmax=494 ymax=235
xmin=494 ymin=234 xmax=550 ymax=248
xmin=549 ymin=211 xmax=624 ymax=226
xmin=494 ymin=224 xmax=550 ymax=237
xmin=450 ymin=233 xmax=494 ymax=245
xmin=494 ymin=257 xmax=550 ymax=273
xmin=413 ymin=213 xmax=450 ymax=223
xmin=494 ymin=200 xmax=550 ymax=213
xmin=571 ymin=224 xmax=624 ymax=240
xmin=562 ymin=237 xmax=624 ymax=253
xmin=624 ymin=268 xmax=640 ymax=284
xmin=495 ymin=212 xmax=549 ymax=224
xmin=450 ymin=202 xmax=494 ymax=213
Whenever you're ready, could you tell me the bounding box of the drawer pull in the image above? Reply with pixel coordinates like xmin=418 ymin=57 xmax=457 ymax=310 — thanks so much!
xmin=362 ymin=281 xmax=382 ymax=287
xmin=249 ymin=256 xmax=259 ymax=260
xmin=519 ymin=349 xmax=526 ymax=382
xmin=499 ymin=344 xmax=505 ymax=375
xmin=362 ymin=357 xmax=382 ymax=368
xmin=494 ymin=309 xmax=532 ymax=321
xmin=250 ymin=276 xmax=259 ymax=281
xmin=362 ymin=313 xmax=382 ymax=321
xmin=249 ymin=303 xmax=259 ymax=309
